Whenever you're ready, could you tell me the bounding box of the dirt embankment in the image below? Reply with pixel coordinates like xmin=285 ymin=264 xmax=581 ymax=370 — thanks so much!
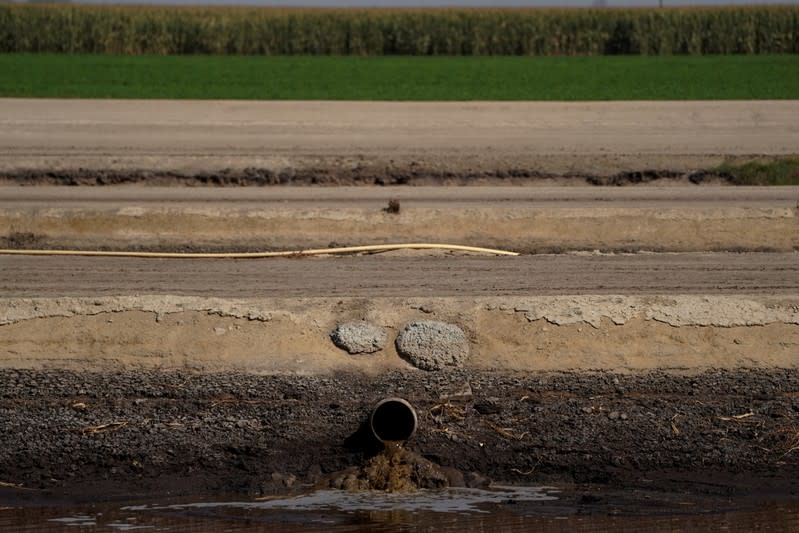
xmin=1 ymin=295 xmax=797 ymax=373
xmin=1 ymin=368 xmax=798 ymax=502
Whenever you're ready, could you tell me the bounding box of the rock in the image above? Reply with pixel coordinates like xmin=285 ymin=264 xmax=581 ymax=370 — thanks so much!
xmin=474 ymin=401 xmax=502 ymax=415
xmin=464 ymin=471 xmax=491 ymax=488
xmin=395 ymin=320 xmax=469 ymax=371
xmin=270 ymin=472 xmax=297 ymax=488
xmin=439 ymin=466 xmax=465 ymax=487
xmin=330 ymin=322 xmax=387 ymax=354
xmin=327 ymin=467 xmax=367 ymax=491
xmin=305 ymin=464 xmax=323 ymax=484
xmin=439 ymin=381 xmax=473 ymax=402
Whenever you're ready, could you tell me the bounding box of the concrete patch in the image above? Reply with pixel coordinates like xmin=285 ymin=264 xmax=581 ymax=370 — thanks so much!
xmin=330 ymin=322 xmax=387 ymax=354
xmin=395 ymin=320 xmax=470 ymax=371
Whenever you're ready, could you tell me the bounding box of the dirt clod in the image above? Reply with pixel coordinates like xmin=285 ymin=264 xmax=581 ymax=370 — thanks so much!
xmin=385 ymin=199 xmax=401 ymax=214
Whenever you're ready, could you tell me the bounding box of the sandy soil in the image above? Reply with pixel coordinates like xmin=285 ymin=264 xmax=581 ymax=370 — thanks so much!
xmin=2 ymin=99 xmax=798 ymax=178
xmin=3 ymin=186 xmax=798 ymax=252
xmin=1 ymin=293 xmax=797 ymax=373
xmin=3 ymin=245 xmax=797 ymax=375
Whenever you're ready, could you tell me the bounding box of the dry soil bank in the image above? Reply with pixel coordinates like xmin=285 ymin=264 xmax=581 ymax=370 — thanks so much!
xmin=2 ymin=186 xmax=798 ymax=253
xmin=1 ymin=294 xmax=797 ymax=373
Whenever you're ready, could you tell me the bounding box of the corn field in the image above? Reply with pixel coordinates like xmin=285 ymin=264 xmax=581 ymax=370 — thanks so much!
xmin=1 ymin=4 xmax=797 ymax=55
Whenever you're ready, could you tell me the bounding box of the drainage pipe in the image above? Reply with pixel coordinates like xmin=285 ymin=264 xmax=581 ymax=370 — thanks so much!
xmin=370 ymin=397 xmax=418 ymax=443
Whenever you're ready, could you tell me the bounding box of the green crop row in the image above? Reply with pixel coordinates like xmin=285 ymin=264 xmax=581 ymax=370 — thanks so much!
xmin=4 ymin=55 xmax=797 ymax=100
xmin=1 ymin=5 xmax=798 ymax=56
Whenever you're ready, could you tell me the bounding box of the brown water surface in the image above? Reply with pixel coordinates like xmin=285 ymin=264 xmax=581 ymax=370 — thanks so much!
xmin=2 ymin=486 xmax=798 ymax=532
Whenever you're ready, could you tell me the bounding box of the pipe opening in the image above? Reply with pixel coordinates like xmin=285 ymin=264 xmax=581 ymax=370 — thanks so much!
xmin=370 ymin=397 xmax=418 ymax=443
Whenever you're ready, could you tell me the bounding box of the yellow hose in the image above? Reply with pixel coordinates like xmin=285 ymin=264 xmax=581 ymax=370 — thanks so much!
xmin=0 ymin=243 xmax=519 ymax=258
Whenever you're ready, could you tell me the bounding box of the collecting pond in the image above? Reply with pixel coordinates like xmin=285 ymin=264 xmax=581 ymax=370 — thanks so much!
xmin=3 ymin=485 xmax=799 ymax=532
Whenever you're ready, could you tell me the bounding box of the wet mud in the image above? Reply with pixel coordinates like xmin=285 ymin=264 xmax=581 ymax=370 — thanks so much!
xmin=2 ymin=368 xmax=799 ymax=503
xmin=326 ymin=443 xmax=451 ymax=493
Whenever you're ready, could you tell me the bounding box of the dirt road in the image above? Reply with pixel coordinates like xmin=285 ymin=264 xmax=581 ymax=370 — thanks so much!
xmin=2 ymin=252 xmax=798 ymax=298
xmin=2 ymin=99 xmax=798 ymax=177
xmin=3 ymin=185 xmax=798 ymax=207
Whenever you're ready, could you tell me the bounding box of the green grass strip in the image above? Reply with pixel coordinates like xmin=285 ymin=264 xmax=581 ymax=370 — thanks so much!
xmin=713 ymin=158 xmax=799 ymax=186
xmin=1 ymin=54 xmax=798 ymax=100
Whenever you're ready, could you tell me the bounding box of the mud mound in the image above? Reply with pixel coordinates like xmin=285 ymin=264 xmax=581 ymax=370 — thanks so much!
xmin=327 ymin=444 xmax=450 ymax=493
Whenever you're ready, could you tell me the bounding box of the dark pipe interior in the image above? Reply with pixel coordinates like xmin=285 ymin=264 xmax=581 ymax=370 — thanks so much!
xmin=370 ymin=398 xmax=417 ymax=442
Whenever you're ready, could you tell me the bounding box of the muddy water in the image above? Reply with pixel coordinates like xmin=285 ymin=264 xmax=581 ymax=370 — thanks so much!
xmin=2 ymin=487 xmax=799 ymax=532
